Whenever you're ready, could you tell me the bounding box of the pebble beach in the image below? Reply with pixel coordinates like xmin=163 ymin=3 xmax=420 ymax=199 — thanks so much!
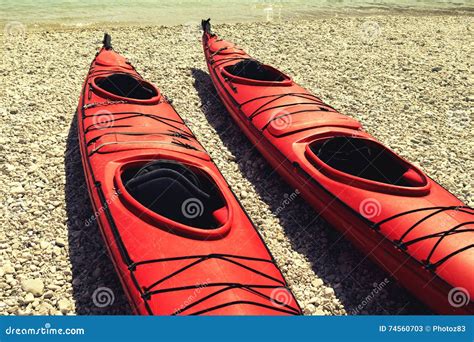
xmin=0 ymin=14 xmax=473 ymax=315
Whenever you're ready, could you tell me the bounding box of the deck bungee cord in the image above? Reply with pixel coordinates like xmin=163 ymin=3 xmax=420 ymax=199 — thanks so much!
xmin=168 ymin=284 xmax=298 ymax=315
xmin=142 ymin=254 xmax=285 ymax=293
xmin=131 ymin=253 xmax=299 ymax=315
xmin=76 ymin=33 xmax=301 ymax=315
xmin=201 ymin=19 xmax=474 ymax=314
xmin=82 ymin=103 xmax=205 ymax=155
xmin=375 ymin=206 xmax=474 ymax=269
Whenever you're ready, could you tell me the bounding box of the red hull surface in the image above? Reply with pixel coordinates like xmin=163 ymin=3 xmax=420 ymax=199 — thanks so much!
xmin=201 ymin=20 xmax=473 ymax=314
xmin=76 ymin=35 xmax=301 ymax=315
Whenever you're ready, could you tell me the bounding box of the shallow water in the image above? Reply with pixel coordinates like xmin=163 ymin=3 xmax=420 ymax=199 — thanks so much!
xmin=0 ymin=0 xmax=472 ymax=28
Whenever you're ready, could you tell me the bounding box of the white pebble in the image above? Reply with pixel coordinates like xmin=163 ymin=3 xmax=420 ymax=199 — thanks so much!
xmin=21 ymin=278 xmax=44 ymax=297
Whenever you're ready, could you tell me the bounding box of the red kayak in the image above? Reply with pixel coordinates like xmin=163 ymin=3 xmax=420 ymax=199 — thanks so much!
xmin=76 ymin=34 xmax=301 ymax=315
xmin=201 ymin=19 xmax=474 ymax=314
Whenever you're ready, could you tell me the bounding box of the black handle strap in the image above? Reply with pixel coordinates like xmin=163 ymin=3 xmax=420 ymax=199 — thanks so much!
xmin=103 ymin=33 xmax=112 ymax=50
xmin=201 ymin=18 xmax=212 ymax=34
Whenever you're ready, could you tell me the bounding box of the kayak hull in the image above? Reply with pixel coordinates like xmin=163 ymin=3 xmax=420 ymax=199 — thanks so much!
xmin=202 ymin=24 xmax=474 ymax=315
xmin=76 ymin=37 xmax=301 ymax=315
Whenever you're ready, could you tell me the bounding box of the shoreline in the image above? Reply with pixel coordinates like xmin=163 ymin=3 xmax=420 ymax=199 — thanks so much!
xmin=1 ymin=7 xmax=473 ymax=33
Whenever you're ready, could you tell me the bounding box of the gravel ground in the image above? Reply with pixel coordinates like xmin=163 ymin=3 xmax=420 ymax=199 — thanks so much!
xmin=0 ymin=14 xmax=472 ymax=315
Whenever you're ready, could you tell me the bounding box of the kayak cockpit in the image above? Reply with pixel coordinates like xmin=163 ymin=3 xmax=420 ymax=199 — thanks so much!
xmin=116 ymin=159 xmax=232 ymax=238
xmin=91 ymin=73 xmax=162 ymax=104
xmin=96 ymin=74 xmax=158 ymax=99
xmin=222 ymin=60 xmax=292 ymax=86
xmin=305 ymin=136 xmax=430 ymax=194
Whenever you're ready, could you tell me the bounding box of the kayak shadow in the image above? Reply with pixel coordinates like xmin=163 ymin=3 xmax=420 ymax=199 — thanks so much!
xmin=190 ymin=68 xmax=430 ymax=315
xmin=64 ymin=113 xmax=131 ymax=315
